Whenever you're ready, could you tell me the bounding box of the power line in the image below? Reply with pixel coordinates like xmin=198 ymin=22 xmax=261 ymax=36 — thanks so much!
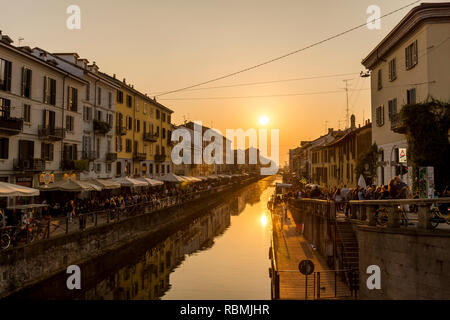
xmin=149 ymin=72 xmax=360 ymax=94
xmin=155 ymin=0 xmax=421 ymax=97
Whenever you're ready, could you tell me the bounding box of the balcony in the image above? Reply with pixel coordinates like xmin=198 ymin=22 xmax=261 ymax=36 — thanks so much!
xmin=106 ymin=152 xmax=118 ymax=162
xmin=81 ymin=151 xmax=97 ymax=161
xmin=14 ymin=158 xmax=45 ymax=172
xmin=143 ymin=132 xmax=158 ymax=142
xmin=0 ymin=116 xmax=23 ymax=135
xmin=38 ymin=126 xmax=65 ymax=141
xmin=133 ymin=152 xmax=147 ymax=161
xmin=94 ymin=120 xmax=111 ymax=135
xmin=390 ymin=113 xmax=406 ymax=134
xmin=61 ymin=159 xmax=89 ymax=172
xmin=116 ymin=125 xmax=127 ymax=136
xmin=155 ymin=153 xmax=166 ymax=162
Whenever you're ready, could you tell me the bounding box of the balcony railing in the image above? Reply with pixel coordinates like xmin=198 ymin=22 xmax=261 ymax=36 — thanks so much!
xmin=61 ymin=159 xmax=89 ymax=172
xmin=38 ymin=125 xmax=65 ymax=141
xmin=94 ymin=120 xmax=112 ymax=135
xmin=133 ymin=152 xmax=147 ymax=161
xmin=0 ymin=116 xmax=23 ymax=135
xmin=155 ymin=153 xmax=166 ymax=162
xmin=116 ymin=125 xmax=127 ymax=136
xmin=13 ymin=158 xmax=46 ymax=172
xmin=106 ymin=152 xmax=118 ymax=162
xmin=81 ymin=151 xmax=97 ymax=161
xmin=143 ymin=132 xmax=158 ymax=142
xmin=390 ymin=113 xmax=406 ymax=134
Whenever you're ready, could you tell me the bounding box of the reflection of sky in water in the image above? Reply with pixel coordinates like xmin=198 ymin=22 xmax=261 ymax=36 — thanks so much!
xmin=162 ymin=178 xmax=274 ymax=300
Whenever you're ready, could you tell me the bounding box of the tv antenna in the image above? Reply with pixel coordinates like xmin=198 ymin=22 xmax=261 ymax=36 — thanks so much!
xmin=342 ymin=79 xmax=353 ymax=128
xmin=18 ymin=37 xmax=24 ymax=47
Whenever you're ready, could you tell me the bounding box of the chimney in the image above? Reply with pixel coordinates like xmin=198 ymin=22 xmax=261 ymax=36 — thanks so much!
xmin=328 ymin=128 xmax=333 ymax=134
xmin=123 ymin=78 xmax=126 ymax=84
xmin=113 ymin=74 xmax=116 ymax=79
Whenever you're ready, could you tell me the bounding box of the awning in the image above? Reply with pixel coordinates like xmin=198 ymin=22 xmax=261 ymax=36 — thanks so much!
xmin=0 ymin=181 xmax=40 ymax=197
xmin=40 ymin=179 xmax=102 ymax=192
xmin=89 ymin=178 xmax=121 ymax=190
xmin=218 ymin=174 xmax=232 ymax=179
xmin=156 ymin=173 xmax=186 ymax=183
xmin=207 ymin=175 xmax=219 ymax=180
xmin=113 ymin=177 xmax=148 ymax=187
xmin=195 ymin=176 xmax=208 ymax=181
xmin=136 ymin=177 xmax=164 ymax=187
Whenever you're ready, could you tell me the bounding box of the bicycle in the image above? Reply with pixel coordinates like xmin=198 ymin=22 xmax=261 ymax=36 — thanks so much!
xmin=0 ymin=226 xmax=14 ymax=250
xmin=375 ymin=206 xmax=409 ymax=227
xmin=430 ymin=206 xmax=450 ymax=229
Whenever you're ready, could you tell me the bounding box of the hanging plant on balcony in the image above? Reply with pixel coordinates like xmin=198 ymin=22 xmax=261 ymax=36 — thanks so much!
xmin=400 ymin=98 xmax=450 ymax=193
xmin=94 ymin=120 xmax=111 ymax=134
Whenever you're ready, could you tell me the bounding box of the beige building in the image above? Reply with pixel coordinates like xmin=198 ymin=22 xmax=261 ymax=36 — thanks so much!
xmin=362 ymin=2 xmax=450 ymax=185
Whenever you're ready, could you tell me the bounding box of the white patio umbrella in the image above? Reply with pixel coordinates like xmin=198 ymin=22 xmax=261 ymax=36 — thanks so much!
xmin=0 ymin=181 xmax=40 ymax=197
xmin=89 ymin=178 xmax=121 ymax=190
xmin=113 ymin=177 xmax=148 ymax=187
xmin=358 ymin=175 xmax=367 ymax=188
xmin=156 ymin=173 xmax=186 ymax=183
xmin=39 ymin=179 xmax=102 ymax=192
xmin=136 ymin=177 xmax=164 ymax=187
xmin=207 ymin=175 xmax=219 ymax=180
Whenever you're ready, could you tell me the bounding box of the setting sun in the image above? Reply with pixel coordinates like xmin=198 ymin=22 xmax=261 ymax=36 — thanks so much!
xmin=259 ymin=115 xmax=270 ymax=126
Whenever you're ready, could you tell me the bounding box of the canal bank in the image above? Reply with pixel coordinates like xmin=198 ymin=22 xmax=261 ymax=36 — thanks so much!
xmin=3 ymin=176 xmax=275 ymax=299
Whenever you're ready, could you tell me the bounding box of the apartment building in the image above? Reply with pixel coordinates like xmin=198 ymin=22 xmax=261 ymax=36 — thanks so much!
xmin=101 ymin=73 xmax=174 ymax=178
xmin=31 ymin=50 xmax=120 ymax=180
xmin=361 ymin=2 xmax=450 ymax=185
xmin=0 ymin=32 xmax=86 ymax=195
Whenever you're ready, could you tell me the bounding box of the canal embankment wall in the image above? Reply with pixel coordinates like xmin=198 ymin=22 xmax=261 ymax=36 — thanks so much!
xmin=0 ymin=178 xmax=260 ymax=298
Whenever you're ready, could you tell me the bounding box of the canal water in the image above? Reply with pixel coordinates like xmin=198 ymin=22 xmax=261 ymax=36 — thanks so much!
xmin=12 ymin=177 xmax=276 ymax=300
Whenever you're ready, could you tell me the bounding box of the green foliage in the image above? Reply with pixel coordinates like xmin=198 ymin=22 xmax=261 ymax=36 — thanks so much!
xmin=400 ymin=98 xmax=450 ymax=193
xmin=93 ymin=120 xmax=111 ymax=134
xmin=355 ymin=143 xmax=378 ymax=185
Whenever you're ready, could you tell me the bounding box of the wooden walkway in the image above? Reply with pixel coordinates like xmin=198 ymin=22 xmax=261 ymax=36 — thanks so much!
xmin=271 ymin=204 xmax=348 ymax=300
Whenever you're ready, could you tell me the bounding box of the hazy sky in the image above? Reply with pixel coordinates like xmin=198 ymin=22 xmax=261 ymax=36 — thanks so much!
xmin=1 ymin=0 xmax=445 ymax=164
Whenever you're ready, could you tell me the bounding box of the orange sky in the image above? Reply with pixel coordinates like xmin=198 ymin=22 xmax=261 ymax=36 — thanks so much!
xmin=2 ymin=0 xmax=446 ymax=165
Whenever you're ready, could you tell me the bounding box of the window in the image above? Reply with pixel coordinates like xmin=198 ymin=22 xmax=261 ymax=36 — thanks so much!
xmin=21 ymin=67 xmax=32 ymax=98
xmin=106 ymin=163 xmax=112 ymax=173
xmin=41 ymin=143 xmax=54 ymax=161
xmin=407 ymin=88 xmax=416 ymax=104
xmin=143 ymin=103 xmax=147 ymax=114
xmin=107 ymin=113 xmax=113 ymax=127
xmin=66 ymin=115 xmax=74 ymax=132
xmin=376 ymin=105 xmax=384 ymax=127
xmin=156 ymin=109 xmax=160 ymax=119
xmin=96 ymin=163 xmax=101 ymax=173
xmin=117 ymin=90 xmax=123 ymax=104
xmin=43 ymin=109 xmax=56 ymax=128
xmin=388 ymin=98 xmax=397 ymax=120
xmin=0 ymin=97 xmax=11 ymax=118
xmin=136 ymin=119 xmax=140 ymax=132
xmin=0 ymin=138 xmax=9 ymax=159
xmin=0 ymin=58 xmax=12 ymax=92
xmin=162 ymin=128 xmax=166 ymax=139
xmin=82 ymin=136 xmax=92 ymax=154
xmin=405 ymin=40 xmax=418 ymax=70
xmin=388 ymin=58 xmax=396 ymax=81
xmin=126 ymin=116 xmax=132 ymax=130
xmin=86 ymin=84 xmax=90 ymax=100
xmin=377 ymin=69 xmax=382 ymax=90
xmin=44 ymin=77 xmax=56 ymax=105
xmin=96 ymin=110 xmax=103 ymax=122
xmin=108 ymin=92 xmax=112 ymax=108
xmin=116 ymin=136 xmax=122 ymax=152
xmin=126 ymin=139 xmax=132 ymax=153
xmin=116 ymin=162 xmax=122 ymax=176
xmin=143 ymin=121 xmax=147 ymax=133
xmin=83 ymin=106 xmax=92 ymax=121
xmin=97 ymin=87 xmax=102 ymax=106
xmin=126 ymin=95 xmax=132 ymax=107
xmin=67 ymin=87 xmax=78 ymax=112
xmin=23 ymin=104 xmax=31 ymax=123
xmin=167 ymin=115 xmax=171 ymax=124
xmin=162 ymin=113 xmax=166 ymax=122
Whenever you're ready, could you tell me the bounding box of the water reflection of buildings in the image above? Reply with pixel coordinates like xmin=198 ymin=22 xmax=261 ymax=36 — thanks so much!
xmin=82 ymin=188 xmax=264 ymax=300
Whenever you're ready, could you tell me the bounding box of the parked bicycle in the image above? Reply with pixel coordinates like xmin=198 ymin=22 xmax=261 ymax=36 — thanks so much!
xmin=430 ymin=206 xmax=450 ymax=229
xmin=375 ymin=206 xmax=409 ymax=227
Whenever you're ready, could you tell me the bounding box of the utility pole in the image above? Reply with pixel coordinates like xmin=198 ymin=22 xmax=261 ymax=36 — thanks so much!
xmin=342 ymin=79 xmax=352 ymax=129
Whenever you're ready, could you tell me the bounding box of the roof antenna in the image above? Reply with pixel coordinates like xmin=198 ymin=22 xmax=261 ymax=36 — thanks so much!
xmin=18 ymin=37 xmax=24 ymax=47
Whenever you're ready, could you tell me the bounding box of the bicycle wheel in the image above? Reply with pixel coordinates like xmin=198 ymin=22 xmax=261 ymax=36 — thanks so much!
xmin=430 ymin=210 xmax=440 ymax=229
xmin=1 ymin=232 xmax=11 ymax=250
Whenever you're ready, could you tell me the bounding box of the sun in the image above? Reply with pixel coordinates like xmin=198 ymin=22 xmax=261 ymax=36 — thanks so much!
xmin=259 ymin=115 xmax=270 ymax=126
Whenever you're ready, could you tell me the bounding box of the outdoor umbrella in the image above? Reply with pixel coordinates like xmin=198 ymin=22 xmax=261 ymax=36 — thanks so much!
xmin=358 ymin=175 xmax=367 ymax=188
xmin=156 ymin=173 xmax=186 ymax=183
xmin=0 ymin=181 xmax=40 ymax=197
xmin=89 ymin=178 xmax=121 ymax=190
xmin=39 ymin=179 xmax=102 ymax=192
xmin=113 ymin=177 xmax=148 ymax=187
xmin=136 ymin=177 xmax=164 ymax=187
xmin=207 ymin=175 xmax=219 ymax=180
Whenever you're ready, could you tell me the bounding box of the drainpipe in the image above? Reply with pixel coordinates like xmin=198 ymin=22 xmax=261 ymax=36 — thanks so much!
xmin=93 ymin=79 xmax=100 ymax=172
xmin=61 ymin=75 xmax=67 ymax=179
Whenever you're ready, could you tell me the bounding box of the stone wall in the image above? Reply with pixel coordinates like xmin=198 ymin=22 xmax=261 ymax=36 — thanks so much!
xmin=0 ymin=179 xmax=258 ymax=298
xmin=357 ymin=225 xmax=450 ymax=300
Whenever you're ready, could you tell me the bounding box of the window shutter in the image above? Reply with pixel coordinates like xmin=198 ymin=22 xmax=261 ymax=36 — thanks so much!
xmin=21 ymin=67 xmax=26 ymax=96
xmin=43 ymin=76 xmax=48 ymax=103
xmin=67 ymin=86 xmax=72 ymax=109
xmin=413 ymin=40 xmax=418 ymax=65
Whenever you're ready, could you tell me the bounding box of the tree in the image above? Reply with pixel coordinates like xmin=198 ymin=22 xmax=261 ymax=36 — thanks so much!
xmin=400 ymin=98 xmax=450 ymax=193
xmin=355 ymin=143 xmax=378 ymax=186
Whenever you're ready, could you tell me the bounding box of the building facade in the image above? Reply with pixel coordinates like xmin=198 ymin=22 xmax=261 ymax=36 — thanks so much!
xmin=0 ymin=33 xmax=87 ymax=204
xmin=361 ymin=2 xmax=450 ymax=185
